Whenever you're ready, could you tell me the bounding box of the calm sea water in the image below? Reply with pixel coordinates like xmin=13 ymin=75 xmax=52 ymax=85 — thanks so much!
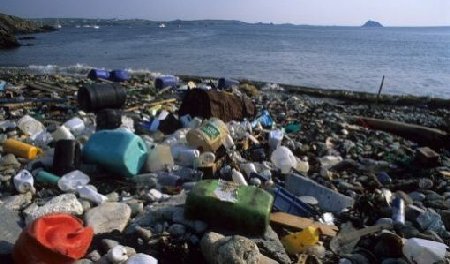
xmin=1 ymin=23 xmax=449 ymax=98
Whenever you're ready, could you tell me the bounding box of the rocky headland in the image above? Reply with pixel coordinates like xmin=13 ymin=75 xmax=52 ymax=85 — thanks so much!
xmin=0 ymin=13 xmax=54 ymax=49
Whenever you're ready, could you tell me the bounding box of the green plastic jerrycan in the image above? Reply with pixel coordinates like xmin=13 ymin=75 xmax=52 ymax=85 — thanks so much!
xmin=185 ymin=180 xmax=273 ymax=235
xmin=82 ymin=128 xmax=148 ymax=177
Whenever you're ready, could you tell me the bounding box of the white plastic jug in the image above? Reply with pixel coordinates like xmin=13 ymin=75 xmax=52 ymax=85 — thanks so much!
xmin=63 ymin=117 xmax=85 ymax=136
xmin=52 ymin=125 xmax=75 ymax=142
xmin=270 ymin=146 xmax=297 ymax=174
xmin=144 ymin=144 xmax=174 ymax=172
xmin=18 ymin=115 xmax=44 ymax=139
xmin=13 ymin=170 xmax=35 ymax=193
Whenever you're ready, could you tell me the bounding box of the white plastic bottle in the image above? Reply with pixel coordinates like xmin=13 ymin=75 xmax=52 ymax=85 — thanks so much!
xmin=232 ymin=169 xmax=248 ymax=186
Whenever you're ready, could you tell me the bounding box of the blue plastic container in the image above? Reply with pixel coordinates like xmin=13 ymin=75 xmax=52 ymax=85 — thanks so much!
xmin=110 ymin=69 xmax=130 ymax=82
xmin=88 ymin=69 xmax=110 ymax=80
xmin=82 ymin=129 xmax=148 ymax=177
xmin=272 ymin=187 xmax=317 ymax=218
xmin=218 ymin=78 xmax=239 ymax=90
xmin=252 ymin=110 xmax=274 ymax=128
xmin=155 ymin=75 xmax=178 ymax=90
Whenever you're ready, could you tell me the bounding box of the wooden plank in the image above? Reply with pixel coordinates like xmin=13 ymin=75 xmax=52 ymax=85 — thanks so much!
xmin=270 ymin=212 xmax=338 ymax=237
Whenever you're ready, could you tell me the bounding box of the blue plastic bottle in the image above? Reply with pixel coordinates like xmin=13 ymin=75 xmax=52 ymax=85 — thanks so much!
xmin=82 ymin=129 xmax=148 ymax=177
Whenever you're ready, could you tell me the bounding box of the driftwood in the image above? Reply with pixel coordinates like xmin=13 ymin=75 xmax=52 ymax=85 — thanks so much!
xmin=350 ymin=116 xmax=450 ymax=150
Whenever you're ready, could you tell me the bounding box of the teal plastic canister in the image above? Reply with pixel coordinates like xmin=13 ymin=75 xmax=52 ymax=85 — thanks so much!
xmin=82 ymin=129 xmax=148 ymax=177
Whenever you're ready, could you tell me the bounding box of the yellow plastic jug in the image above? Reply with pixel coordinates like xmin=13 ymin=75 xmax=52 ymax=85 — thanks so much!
xmin=3 ymin=139 xmax=42 ymax=159
xmin=186 ymin=118 xmax=229 ymax=152
xmin=281 ymin=226 xmax=320 ymax=255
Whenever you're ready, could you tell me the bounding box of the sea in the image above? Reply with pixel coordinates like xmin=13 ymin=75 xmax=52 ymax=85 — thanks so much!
xmin=1 ymin=23 xmax=449 ymax=98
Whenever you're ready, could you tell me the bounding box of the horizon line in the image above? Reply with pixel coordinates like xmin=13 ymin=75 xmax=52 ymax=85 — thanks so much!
xmin=26 ymin=16 xmax=450 ymax=28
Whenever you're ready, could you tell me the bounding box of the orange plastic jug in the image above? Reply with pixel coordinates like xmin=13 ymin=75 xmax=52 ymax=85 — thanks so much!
xmin=3 ymin=139 xmax=42 ymax=159
xmin=13 ymin=213 xmax=93 ymax=264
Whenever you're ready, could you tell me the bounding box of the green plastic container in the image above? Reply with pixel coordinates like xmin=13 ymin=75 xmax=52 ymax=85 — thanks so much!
xmin=185 ymin=180 xmax=273 ymax=235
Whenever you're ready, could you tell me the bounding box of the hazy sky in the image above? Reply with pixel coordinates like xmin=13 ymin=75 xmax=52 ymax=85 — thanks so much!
xmin=2 ymin=0 xmax=450 ymax=26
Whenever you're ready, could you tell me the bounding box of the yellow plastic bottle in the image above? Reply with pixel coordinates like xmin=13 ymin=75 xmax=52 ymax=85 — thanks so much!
xmin=3 ymin=139 xmax=42 ymax=159
xmin=281 ymin=226 xmax=320 ymax=255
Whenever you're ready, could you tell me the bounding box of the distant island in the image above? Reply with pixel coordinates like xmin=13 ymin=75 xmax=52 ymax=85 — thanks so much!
xmin=361 ymin=20 xmax=383 ymax=28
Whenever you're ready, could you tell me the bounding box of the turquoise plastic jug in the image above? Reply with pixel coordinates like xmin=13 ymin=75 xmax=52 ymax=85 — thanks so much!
xmin=82 ymin=129 xmax=148 ymax=177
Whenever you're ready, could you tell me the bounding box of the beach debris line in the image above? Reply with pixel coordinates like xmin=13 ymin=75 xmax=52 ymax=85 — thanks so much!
xmin=0 ymin=69 xmax=449 ymax=263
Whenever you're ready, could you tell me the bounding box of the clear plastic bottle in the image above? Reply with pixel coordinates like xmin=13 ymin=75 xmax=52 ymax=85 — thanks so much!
xmin=269 ymin=129 xmax=284 ymax=150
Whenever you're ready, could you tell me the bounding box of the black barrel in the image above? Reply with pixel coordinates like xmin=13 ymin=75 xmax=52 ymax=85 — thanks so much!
xmin=53 ymin=140 xmax=81 ymax=176
xmin=77 ymin=83 xmax=127 ymax=112
xmin=96 ymin=108 xmax=123 ymax=131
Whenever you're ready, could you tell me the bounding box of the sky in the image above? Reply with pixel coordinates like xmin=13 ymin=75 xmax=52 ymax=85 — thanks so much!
xmin=1 ymin=0 xmax=450 ymax=26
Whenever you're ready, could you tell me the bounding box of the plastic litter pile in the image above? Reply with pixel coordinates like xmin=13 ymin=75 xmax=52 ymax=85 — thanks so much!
xmin=0 ymin=70 xmax=449 ymax=264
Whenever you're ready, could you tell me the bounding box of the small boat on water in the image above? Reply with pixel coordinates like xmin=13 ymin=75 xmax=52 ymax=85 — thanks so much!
xmin=159 ymin=23 xmax=166 ymax=28
xmin=93 ymin=25 xmax=100 ymax=29
xmin=54 ymin=19 xmax=62 ymax=29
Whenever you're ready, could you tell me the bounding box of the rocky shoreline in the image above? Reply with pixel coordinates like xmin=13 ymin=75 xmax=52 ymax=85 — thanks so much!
xmin=0 ymin=71 xmax=449 ymax=264
xmin=0 ymin=13 xmax=55 ymax=49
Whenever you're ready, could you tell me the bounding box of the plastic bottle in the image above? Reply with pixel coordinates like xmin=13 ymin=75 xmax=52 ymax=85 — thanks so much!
xmin=391 ymin=196 xmax=405 ymax=225
xmin=176 ymin=148 xmax=200 ymax=167
xmin=52 ymin=125 xmax=75 ymax=142
xmin=269 ymin=129 xmax=284 ymax=150
xmin=252 ymin=110 xmax=274 ymax=128
xmin=223 ymin=134 xmax=235 ymax=150
xmin=186 ymin=118 xmax=229 ymax=152
xmin=270 ymin=146 xmax=297 ymax=174
xmin=13 ymin=170 xmax=35 ymax=194
xmin=36 ymin=170 xmax=60 ymax=184
xmin=77 ymin=185 xmax=107 ymax=204
xmin=63 ymin=117 xmax=85 ymax=136
xmin=58 ymin=170 xmax=90 ymax=192
xmin=143 ymin=144 xmax=174 ymax=172
xmin=403 ymin=238 xmax=447 ymax=264
xmin=3 ymin=139 xmax=42 ymax=160
xmin=126 ymin=253 xmax=158 ymax=264
xmin=17 ymin=115 xmax=44 ymax=138
xmin=197 ymin=152 xmax=216 ymax=167
xmin=240 ymin=163 xmax=257 ymax=175
xmin=232 ymin=169 xmax=248 ymax=186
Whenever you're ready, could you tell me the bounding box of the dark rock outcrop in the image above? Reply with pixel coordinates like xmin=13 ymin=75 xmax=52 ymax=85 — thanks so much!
xmin=0 ymin=29 xmax=19 ymax=49
xmin=0 ymin=13 xmax=55 ymax=49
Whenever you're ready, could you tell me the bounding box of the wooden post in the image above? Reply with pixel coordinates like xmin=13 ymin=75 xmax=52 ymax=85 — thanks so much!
xmin=376 ymin=75 xmax=385 ymax=105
